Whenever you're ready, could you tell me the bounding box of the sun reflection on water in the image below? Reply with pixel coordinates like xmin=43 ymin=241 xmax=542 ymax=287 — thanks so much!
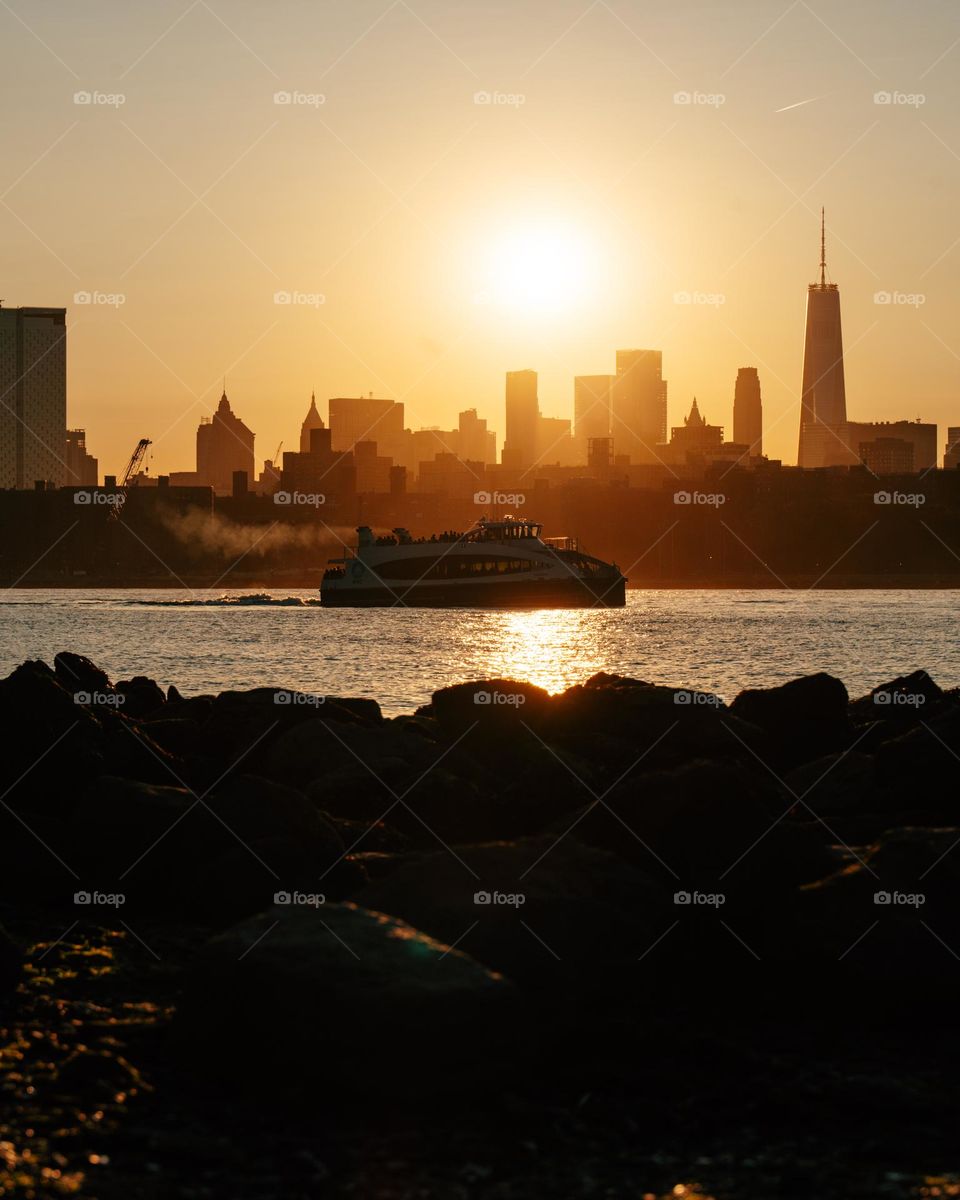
xmin=473 ymin=608 xmax=614 ymax=694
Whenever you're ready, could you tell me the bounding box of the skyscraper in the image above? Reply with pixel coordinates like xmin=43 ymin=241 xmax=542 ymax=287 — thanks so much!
xmin=611 ymin=349 xmax=667 ymax=463
xmin=574 ymin=375 xmax=613 ymax=462
xmin=733 ymin=367 xmax=762 ymax=456
xmin=502 ymin=369 xmax=539 ymax=468
xmin=328 ymin=395 xmax=405 ymax=462
xmin=0 ymin=305 xmax=67 ymax=488
xmin=196 ymin=390 xmax=256 ymax=493
xmin=798 ymin=210 xmax=847 ymax=468
xmin=300 ymin=391 xmax=325 ymax=453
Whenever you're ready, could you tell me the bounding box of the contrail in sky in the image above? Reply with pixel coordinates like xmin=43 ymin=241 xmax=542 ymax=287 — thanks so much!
xmin=774 ymin=96 xmax=825 ymax=113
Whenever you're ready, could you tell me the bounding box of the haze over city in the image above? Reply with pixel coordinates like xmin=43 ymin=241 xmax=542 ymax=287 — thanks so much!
xmin=5 ymin=0 xmax=960 ymax=476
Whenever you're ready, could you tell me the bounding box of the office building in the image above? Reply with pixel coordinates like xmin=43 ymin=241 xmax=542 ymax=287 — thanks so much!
xmin=196 ymin=390 xmax=256 ymax=494
xmin=502 ymin=370 xmax=539 ymax=468
xmin=798 ymin=212 xmax=847 ymax=468
xmin=0 ymin=305 xmax=67 ymax=488
xmin=574 ymin=375 xmax=613 ymax=461
xmin=300 ymin=391 xmax=325 ymax=453
xmin=611 ymin=350 xmax=667 ymax=463
xmin=65 ymin=428 xmax=98 ymax=486
xmin=733 ymin=367 xmax=762 ymax=457
xmin=328 ymin=395 xmax=405 ymax=462
xmin=945 ymin=427 xmax=960 ymax=470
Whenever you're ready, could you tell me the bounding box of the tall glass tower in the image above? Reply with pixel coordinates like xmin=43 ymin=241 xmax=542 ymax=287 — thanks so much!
xmin=797 ymin=210 xmax=846 ymax=467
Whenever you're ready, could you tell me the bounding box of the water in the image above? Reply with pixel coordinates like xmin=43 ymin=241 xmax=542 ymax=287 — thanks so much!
xmin=0 ymin=589 xmax=956 ymax=715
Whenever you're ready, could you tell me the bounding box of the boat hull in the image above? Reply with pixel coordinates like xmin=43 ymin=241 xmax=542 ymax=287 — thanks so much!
xmin=320 ymin=574 xmax=626 ymax=609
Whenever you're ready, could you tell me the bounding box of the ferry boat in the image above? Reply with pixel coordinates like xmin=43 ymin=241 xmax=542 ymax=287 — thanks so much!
xmin=320 ymin=518 xmax=626 ymax=608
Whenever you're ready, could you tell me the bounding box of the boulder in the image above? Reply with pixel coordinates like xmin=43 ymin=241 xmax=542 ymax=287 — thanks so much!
xmin=423 ymin=678 xmax=553 ymax=735
xmin=114 ymin=675 xmax=167 ymax=717
xmin=177 ymin=903 xmax=518 ymax=1094
xmin=355 ymin=836 xmax=671 ymax=987
xmin=54 ymin=651 xmax=111 ymax=695
xmin=730 ymin=672 xmax=850 ymax=768
xmin=0 ymin=660 xmax=104 ymax=809
xmin=793 ymin=827 xmax=960 ymax=992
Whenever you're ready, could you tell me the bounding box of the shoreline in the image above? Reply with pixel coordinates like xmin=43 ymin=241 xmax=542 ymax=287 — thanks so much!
xmin=5 ymin=575 xmax=960 ymax=589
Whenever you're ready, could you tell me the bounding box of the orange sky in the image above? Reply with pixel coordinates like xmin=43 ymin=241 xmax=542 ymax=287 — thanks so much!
xmin=4 ymin=0 xmax=960 ymax=475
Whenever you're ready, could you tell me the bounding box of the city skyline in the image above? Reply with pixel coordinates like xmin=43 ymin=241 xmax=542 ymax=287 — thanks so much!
xmin=3 ymin=1 xmax=960 ymax=477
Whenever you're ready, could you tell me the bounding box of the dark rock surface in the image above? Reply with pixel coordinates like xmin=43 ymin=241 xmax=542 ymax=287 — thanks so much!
xmin=2 ymin=654 xmax=960 ymax=1198
xmin=178 ymin=902 xmax=518 ymax=1093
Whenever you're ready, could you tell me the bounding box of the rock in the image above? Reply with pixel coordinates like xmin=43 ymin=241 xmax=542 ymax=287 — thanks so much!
xmin=423 ymin=678 xmax=553 ymax=735
xmin=54 ymin=651 xmax=111 ymax=695
xmin=0 ymin=660 xmax=103 ymax=809
xmin=730 ymin=672 xmax=850 ymax=767
xmin=0 ymin=923 xmax=22 ymax=999
xmin=178 ymin=903 xmax=518 ymax=1094
xmin=114 ymin=675 xmax=166 ymax=718
xmin=266 ymin=718 xmax=430 ymax=789
xmin=355 ymin=837 xmax=671 ymax=987
xmin=167 ymin=683 xmax=184 ymax=703
xmin=55 ymin=1049 xmax=147 ymax=1099
xmin=72 ymin=772 xmax=354 ymax=918
xmin=794 ymin=827 xmax=960 ymax=992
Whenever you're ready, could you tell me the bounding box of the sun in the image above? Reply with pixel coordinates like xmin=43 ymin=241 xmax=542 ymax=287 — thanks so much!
xmin=479 ymin=220 xmax=597 ymax=316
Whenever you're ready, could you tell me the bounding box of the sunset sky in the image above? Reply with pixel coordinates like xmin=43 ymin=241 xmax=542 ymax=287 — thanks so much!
xmin=3 ymin=0 xmax=960 ymax=475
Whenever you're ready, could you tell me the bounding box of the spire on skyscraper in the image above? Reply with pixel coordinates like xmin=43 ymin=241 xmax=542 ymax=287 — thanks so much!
xmin=819 ymin=206 xmax=827 ymax=288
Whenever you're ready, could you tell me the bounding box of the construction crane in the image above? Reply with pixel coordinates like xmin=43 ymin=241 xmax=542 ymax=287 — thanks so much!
xmin=120 ymin=438 xmax=152 ymax=486
xmin=107 ymin=438 xmax=151 ymax=520
xmin=272 ymin=440 xmax=283 ymax=464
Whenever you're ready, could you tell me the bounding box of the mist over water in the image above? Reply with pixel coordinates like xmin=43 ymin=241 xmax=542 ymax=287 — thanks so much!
xmin=1 ymin=589 xmax=956 ymax=715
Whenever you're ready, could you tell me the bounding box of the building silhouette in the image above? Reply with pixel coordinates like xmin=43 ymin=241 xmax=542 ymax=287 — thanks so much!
xmin=502 ymin=369 xmax=539 ymax=468
xmin=300 ymin=391 xmax=325 ymax=453
xmin=0 ymin=305 xmax=67 ymax=488
xmin=859 ymin=436 xmax=914 ymax=475
xmin=329 ymin=395 xmax=405 ymax=463
xmin=945 ymin=427 xmax=960 ymax=470
xmin=669 ymin=398 xmax=723 ymax=458
xmin=733 ymin=367 xmax=763 ymax=457
xmin=798 ymin=211 xmax=847 ymax=468
xmin=574 ymin=375 xmax=613 ymax=462
xmin=196 ymin=391 xmax=255 ymax=494
xmin=65 ymin=428 xmax=98 ymax=486
xmin=612 ymin=349 xmax=667 ymax=464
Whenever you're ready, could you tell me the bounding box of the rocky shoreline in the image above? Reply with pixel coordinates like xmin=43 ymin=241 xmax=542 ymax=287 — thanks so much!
xmin=2 ymin=654 xmax=959 ymax=1198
